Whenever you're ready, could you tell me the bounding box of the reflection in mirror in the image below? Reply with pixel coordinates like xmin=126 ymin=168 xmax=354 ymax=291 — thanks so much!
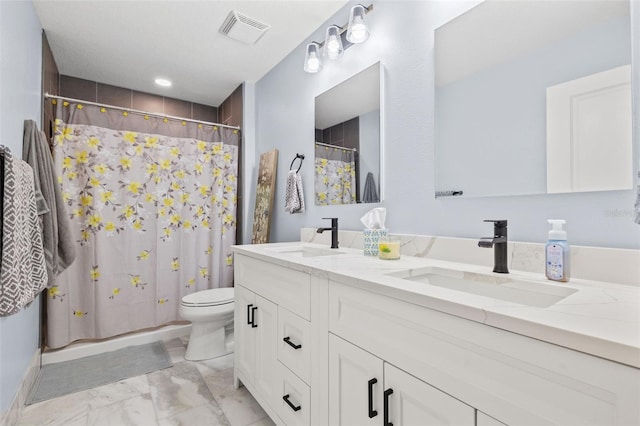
xmin=435 ymin=0 xmax=632 ymax=198
xmin=314 ymin=62 xmax=382 ymax=205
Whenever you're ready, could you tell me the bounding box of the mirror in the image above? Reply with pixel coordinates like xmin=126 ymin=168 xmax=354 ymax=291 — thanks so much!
xmin=435 ymin=0 xmax=632 ymax=198
xmin=314 ymin=62 xmax=383 ymax=205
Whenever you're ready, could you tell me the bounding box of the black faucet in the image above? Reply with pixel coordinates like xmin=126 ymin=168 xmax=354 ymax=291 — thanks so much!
xmin=317 ymin=217 xmax=339 ymax=249
xmin=478 ymin=220 xmax=509 ymax=274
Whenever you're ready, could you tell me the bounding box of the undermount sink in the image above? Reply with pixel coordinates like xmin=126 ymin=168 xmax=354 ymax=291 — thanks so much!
xmin=271 ymin=245 xmax=345 ymax=258
xmin=387 ymin=267 xmax=577 ymax=308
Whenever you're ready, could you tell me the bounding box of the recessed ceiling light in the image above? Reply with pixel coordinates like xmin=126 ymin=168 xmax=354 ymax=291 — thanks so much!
xmin=155 ymin=78 xmax=172 ymax=87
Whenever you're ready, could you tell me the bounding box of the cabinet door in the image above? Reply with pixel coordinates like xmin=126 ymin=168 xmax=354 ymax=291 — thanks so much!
xmin=234 ymin=285 xmax=255 ymax=382
xmin=384 ymin=363 xmax=475 ymax=426
xmin=329 ymin=334 xmax=383 ymax=426
xmin=254 ymin=294 xmax=279 ymax=409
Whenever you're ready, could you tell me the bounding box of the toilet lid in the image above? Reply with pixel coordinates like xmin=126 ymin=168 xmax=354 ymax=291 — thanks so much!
xmin=181 ymin=288 xmax=234 ymax=307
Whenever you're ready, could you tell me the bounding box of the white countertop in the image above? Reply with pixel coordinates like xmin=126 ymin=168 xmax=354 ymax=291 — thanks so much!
xmin=233 ymin=242 xmax=640 ymax=369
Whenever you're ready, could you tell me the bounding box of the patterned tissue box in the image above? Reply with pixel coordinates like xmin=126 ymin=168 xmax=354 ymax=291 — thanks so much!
xmin=363 ymin=229 xmax=388 ymax=256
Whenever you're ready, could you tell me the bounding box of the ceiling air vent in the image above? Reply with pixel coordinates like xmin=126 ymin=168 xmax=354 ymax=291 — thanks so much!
xmin=220 ymin=10 xmax=270 ymax=45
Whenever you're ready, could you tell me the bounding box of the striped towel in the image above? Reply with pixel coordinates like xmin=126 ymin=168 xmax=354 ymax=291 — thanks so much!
xmin=285 ymin=170 xmax=305 ymax=214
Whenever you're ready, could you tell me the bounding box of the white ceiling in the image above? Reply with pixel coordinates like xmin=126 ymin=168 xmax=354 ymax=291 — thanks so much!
xmin=33 ymin=0 xmax=348 ymax=107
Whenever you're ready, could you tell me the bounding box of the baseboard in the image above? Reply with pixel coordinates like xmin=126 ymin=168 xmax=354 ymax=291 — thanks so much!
xmin=0 ymin=348 xmax=40 ymax=426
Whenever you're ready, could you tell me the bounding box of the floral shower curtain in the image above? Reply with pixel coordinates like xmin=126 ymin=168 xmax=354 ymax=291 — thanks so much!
xmin=47 ymin=101 xmax=239 ymax=349
xmin=314 ymin=143 xmax=357 ymax=205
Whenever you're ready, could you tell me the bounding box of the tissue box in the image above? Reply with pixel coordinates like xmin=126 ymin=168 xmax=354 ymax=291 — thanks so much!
xmin=363 ymin=229 xmax=388 ymax=256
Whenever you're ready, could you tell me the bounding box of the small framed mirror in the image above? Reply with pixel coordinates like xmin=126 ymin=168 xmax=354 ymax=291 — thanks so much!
xmin=314 ymin=62 xmax=383 ymax=205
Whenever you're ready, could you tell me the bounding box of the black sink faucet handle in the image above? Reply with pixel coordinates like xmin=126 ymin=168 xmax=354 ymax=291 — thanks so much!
xmin=484 ymin=220 xmax=507 ymax=240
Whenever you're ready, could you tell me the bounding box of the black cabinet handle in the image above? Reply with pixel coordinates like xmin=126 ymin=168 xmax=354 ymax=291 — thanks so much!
xmin=251 ymin=306 xmax=258 ymax=328
xmin=247 ymin=304 xmax=253 ymax=325
xmin=368 ymin=378 xmax=378 ymax=418
xmin=383 ymin=388 xmax=394 ymax=426
xmin=282 ymin=394 xmax=301 ymax=412
xmin=283 ymin=336 xmax=302 ymax=350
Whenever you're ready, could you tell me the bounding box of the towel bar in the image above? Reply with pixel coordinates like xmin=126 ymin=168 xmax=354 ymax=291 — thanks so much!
xmin=289 ymin=153 xmax=305 ymax=173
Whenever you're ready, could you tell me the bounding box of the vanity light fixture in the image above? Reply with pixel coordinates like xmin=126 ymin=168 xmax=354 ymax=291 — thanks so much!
xmin=323 ymin=25 xmax=344 ymax=59
xmin=154 ymin=78 xmax=172 ymax=87
xmin=303 ymin=4 xmax=373 ymax=73
xmin=304 ymin=42 xmax=323 ymax=73
xmin=346 ymin=4 xmax=370 ymax=44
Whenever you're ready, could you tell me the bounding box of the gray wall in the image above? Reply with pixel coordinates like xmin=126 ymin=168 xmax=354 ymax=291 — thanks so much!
xmin=252 ymin=0 xmax=640 ymax=249
xmin=0 ymin=0 xmax=43 ymax=414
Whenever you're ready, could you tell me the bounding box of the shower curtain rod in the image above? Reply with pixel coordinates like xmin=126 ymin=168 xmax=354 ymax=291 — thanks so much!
xmin=315 ymin=141 xmax=357 ymax=152
xmin=44 ymin=93 xmax=241 ymax=130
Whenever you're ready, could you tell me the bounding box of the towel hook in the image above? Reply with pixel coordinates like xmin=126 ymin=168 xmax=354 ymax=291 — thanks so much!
xmin=290 ymin=153 xmax=305 ymax=173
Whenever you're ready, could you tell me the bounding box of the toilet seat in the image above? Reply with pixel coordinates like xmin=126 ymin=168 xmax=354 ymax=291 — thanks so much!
xmin=181 ymin=288 xmax=234 ymax=307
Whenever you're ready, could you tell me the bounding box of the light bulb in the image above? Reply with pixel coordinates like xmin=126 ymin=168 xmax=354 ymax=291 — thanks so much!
xmin=304 ymin=43 xmax=323 ymax=73
xmin=323 ymin=25 xmax=344 ymax=60
xmin=348 ymin=21 xmax=368 ymax=43
xmin=327 ymin=37 xmax=340 ymax=53
xmin=307 ymin=55 xmax=320 ymax=72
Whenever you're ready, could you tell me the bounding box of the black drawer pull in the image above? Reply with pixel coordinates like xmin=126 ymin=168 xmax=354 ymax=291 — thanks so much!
xmin=247 ymin=304 xmax=253 ymax=325
xmin=368 ymin=378 xmax=378 ymax=418
xmin=283 ymin=394 xmax=301 ymax=412
xmin=384 ymin=388 xmax=394 ymax=426
xmin=283 ymin=336 xmax=302 ymax=350
xmin=251 ymin=306 xmax=258 ymax=328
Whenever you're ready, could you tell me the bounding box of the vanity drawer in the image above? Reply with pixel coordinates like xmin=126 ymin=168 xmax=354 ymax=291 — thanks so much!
xmin=278 ymin=307 xmax=311 ymax=385
xmin=235 ymin=254 xmax=311 ymax=320
xmin=276 ymin=362 xmax=311 ymax=426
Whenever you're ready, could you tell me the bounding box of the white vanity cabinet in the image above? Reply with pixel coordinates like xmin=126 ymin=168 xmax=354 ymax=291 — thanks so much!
xmin=329 ymin=333 xmax=474 ymax=426
xmin=234 ymin=254 xmax=321 ymax=426
xmin=233 ymin=247 xmax=639 ymax=426
xmin=328 ymin=280 xmax=640 ymax=426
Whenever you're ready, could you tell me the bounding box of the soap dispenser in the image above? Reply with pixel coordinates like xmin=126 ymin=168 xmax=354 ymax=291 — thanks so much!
xmin=545 ymin=219 xmax=570 ymax=282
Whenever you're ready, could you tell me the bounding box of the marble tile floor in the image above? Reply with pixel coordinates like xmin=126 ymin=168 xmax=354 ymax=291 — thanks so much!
xmin=16 ymin=338 xmax=275 ymax=426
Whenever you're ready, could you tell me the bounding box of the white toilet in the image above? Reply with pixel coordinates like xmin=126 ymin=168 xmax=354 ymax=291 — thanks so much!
xmin=179 ymin=287 xmax=235 ymax=361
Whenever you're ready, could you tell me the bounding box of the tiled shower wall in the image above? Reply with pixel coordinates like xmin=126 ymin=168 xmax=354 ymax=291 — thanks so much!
xmin=41 ymin=27 xmax=245 ymax=137
xmin=57 ymin=75 xmax=218 ymax=122
xmin=42 ymin=32 xmax=59 ymax=140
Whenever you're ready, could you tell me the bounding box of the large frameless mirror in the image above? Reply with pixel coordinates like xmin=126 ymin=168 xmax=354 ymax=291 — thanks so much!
xmin=314 ymin=62 xmax=383 ymax=205
xmin=434 ymin=0 xmax=632 ymax=198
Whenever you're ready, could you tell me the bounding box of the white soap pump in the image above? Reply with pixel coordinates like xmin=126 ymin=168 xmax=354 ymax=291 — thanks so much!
xmin=545 ymin=219 xmax=570 ymax=282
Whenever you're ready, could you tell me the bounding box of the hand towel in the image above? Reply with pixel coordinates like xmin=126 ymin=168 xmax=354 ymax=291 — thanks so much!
xmin=285 ymin=170 xmax=305 ymax=214
xmin=362 ymin=172 xmax=379 ymax=203
xmin=23 ymin=120 xmax=76 ymax=286
xmin=0 ymin=155 xmax=47 ymax=316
